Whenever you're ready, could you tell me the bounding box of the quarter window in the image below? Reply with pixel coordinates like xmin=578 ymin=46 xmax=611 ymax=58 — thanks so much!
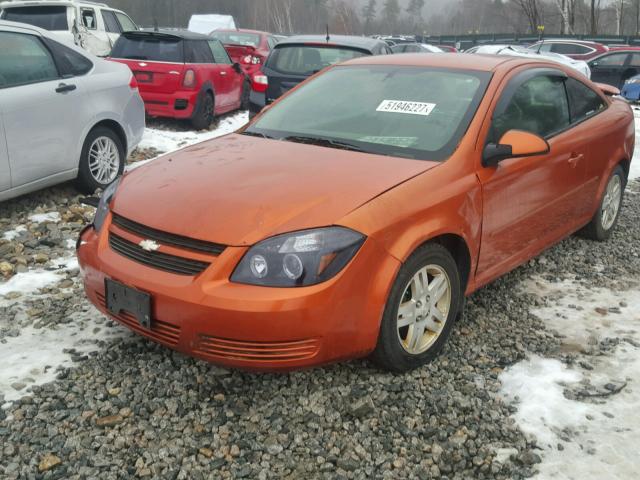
xmin=186 ymin=40 xmax=215 ymax=63
xmin=0 ymin=32 xmax=59 ymax=88
xmin=81 ymin=8 xmax=96 ymax=30
xmin=208 ymin=40 xmax=232 ymax=64
xmin=101 ymin=10 xmax=121 ymax=33
xmin=45 ymin=39 xmax=93 ymax=76
xmin=565 ymin=78 xmax=605 ymax=123
xmin=630 ymin=53 xmax=640 ymax=67
xmin=115 ymin=12 xmax=137 ymax=32
xmin=551 ymin=43 xmax=591 ymax=55
xmin=492 ymin=75 xmax=570 ymax=141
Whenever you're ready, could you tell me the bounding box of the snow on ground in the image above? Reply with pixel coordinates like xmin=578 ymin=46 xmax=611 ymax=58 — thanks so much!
xmin=28 ymin=212 xmax=60 ymax=223
xmin=135 ymin=111 xmax=249 ymax=156
xmin=0 ymin=256 xmax=77 ymax=298
xmin=500 ymin=276 xmax=640 ymax=480
xmin=0 ymin=317 xmax=127 ymax=406
xmin=2 ymin=225 xmax=26 ymax=241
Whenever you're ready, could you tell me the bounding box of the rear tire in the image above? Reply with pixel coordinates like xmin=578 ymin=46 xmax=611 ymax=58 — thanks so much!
xmin=76 ymin=126 xmax=124 ymax=194
xmin=191 ymin=92 xmax=214 ymax=130
xmin=579 ymin=165 xmax=625 ymax=241
xmin=371 ymin=244 xmax=461 ymax=373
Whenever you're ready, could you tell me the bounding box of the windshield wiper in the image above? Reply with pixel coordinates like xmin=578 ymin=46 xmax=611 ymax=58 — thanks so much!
xmin=241 ymin=131 xmax=273 ymax=139
xmin=282 ymin=135 xmax=367 ymax=153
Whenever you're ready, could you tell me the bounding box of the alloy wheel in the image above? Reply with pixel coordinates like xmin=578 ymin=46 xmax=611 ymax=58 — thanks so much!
xmin=397 ymin=264 xmax=452 ymax=355
xmin=601 ymin=174 xmax=622 ymax=231
xmin=88 ymin=136 xmax=120 ymax=185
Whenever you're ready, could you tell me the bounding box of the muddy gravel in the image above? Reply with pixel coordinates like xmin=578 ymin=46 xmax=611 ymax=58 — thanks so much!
xmin=1 ymin=116 xmax=638 ymax=479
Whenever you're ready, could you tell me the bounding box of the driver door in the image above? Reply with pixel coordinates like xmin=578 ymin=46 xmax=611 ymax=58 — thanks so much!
xmin=475 ymin=70 xmax=587 ymax=285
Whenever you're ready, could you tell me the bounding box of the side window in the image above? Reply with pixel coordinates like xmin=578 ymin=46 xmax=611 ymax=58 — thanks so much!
xmin=186 ymin=40 xmax=214 ymax=63
xmin=114 ymin=12 xmax=137 ymax=32
xmin=594 ymin=53 xmax=629 ymax=66
xmin=101 ymin=10 xmax=121 ymax=33
xmin=45 ymin=38 xmax=93 ymax=76
xmin=630 ymin=53 xmax=640 ymax=67
xmin=81 ymin=8 xmax=97 ymax=30
xmin=537 ymin=43 xmax=553 ymax=52
xmin=565 ymin=78 xmax=605 ymax=123
xmin=208 ymin=40 xmax=232 ymax=64
xmin=0 ymin=32 xmax=59 ymax=88
xmin=550 ymin=43 xmax=589 ymax=55
xmin=492 ymin=75 xmax=570 ymax=141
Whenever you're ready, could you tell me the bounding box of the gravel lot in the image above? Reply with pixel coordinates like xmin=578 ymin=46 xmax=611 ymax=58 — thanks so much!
xmin=0 ymin=111 xmax=639 ymax=480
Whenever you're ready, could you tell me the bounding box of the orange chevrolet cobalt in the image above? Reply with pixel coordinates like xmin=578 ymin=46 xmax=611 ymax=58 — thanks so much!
xmin=77 ymin=54 xmax=635 ymax=372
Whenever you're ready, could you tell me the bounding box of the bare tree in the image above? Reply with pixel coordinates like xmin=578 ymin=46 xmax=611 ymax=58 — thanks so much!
xmin=513 ymin=0 xmax=542 ymax=33
xmin=362 ymin=0 xmax=377 ymax=34
xmin=382 ymin=0 xmax=401 ymax=32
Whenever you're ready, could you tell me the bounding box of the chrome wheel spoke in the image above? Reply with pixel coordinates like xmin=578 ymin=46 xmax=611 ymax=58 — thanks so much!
xmin=601 ymin=175 xmax=622 ymax=231
xmin=397 ymin=300 xmax=417 ymax=327
xmin=88 ymin=136 xmax=119 ymax=184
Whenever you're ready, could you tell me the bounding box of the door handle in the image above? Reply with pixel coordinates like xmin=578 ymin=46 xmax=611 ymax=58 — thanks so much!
xmin=220 ymin=71 xmax=227 ymax=76
xmin=55 ymin=83 xmax=77 ymax=93
xmin=568 ymin=153 xmax=584 ymax=168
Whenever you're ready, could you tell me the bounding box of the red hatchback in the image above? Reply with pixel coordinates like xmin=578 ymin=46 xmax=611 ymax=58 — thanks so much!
xmin=527 ymin=39 xmax=608 ymax=61
xmin=109 ymin=30 xmax=249 ymax=129
xmin=210 ymin=29 xmax=279 ymax=77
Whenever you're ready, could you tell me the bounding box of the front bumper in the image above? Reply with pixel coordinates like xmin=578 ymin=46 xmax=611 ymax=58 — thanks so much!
xmin=139 ymin=90 xmax=199 ymax=120
xmin=77 ymin=218 xmax=400 ymax=371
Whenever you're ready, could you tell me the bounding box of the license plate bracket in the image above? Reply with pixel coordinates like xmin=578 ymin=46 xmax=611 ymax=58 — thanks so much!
xmin=105 ymin=279 xmax=151 ymax=329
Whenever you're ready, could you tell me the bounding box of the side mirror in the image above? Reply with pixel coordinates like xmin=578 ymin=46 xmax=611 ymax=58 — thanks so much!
xmin=482 ymin=130 xmax=550 ymax=168
xmin=594 ymin=82 xmax=620 ymax=96
xmin=232 ymin=62 xmax=243 ymax=74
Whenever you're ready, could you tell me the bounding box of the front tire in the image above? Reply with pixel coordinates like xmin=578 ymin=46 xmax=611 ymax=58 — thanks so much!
xmin=371 ymin=244 xmax=461 ymax=373
xmin=191 ymin=92 xmax=214 ymax=130
xmin=76 ymin=126 xmax=124 ymax=194
xmin=579 ymin=165 xmax=625 ymax=241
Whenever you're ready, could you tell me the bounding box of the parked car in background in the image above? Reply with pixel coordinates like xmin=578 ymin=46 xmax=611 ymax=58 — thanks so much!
xmin=109 ymin=30 xmax=249 ymax=129
xmin=249 ymin=35 xmax=391 ymax=117
xmin=209 ymin=28 xmax=278 ymax=77
xmin=589 ymin=50 xmax=640 ymax=88
xmin=471 ymin=45 xmax=591 ymax=78
xmin=621 ymin=74 xmax=640 ymax=102
xmin=391 ymin=43 xmax=443 ymax=53
xmin=0 ymin=20 xmax=144 ymax=200
xmin=527 ymin=39 xmax=608 ymax=61
xmin=188 ymin=14 xmax=235 ymax=34
xmin=436 ymin=44 xmax=458 ymax=52
xmin=77 ymin=54 xmax=634 ymax=372
xmin=0 ymin=0 xmax=138 ymax=56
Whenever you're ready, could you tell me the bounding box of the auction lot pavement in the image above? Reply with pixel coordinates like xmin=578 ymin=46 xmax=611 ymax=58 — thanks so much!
xmin=1 ymin=109 xmax=639 ymax=479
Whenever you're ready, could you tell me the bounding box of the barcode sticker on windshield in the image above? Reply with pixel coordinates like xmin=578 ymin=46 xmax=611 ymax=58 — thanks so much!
xmin=376 ymin=100 xmax=436 ymax=116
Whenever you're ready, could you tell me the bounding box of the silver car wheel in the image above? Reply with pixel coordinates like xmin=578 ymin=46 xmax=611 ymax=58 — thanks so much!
xmin=601 ymin=174 xmax=622 ymax=231
xmin=88 ymin=136 xmax=120 ymax=185
xmin=397 ymin=264 xmax=452 ymax=355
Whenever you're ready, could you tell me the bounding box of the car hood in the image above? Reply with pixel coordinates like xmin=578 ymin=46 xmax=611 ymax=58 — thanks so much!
xmin=112 ymin=134 xmax=438 ymax=246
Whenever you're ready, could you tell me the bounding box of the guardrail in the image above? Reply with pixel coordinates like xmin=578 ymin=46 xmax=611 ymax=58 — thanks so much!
xmin=420 ymin=33 xmax=640 ymax=49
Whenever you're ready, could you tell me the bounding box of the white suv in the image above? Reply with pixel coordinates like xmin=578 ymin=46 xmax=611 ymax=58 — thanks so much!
xmin=0 ymin=0 xmax=138 ymax=56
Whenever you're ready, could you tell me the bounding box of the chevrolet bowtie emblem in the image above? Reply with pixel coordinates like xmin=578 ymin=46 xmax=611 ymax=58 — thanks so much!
xmin=139 ymin=239 xmax=160 ymax=252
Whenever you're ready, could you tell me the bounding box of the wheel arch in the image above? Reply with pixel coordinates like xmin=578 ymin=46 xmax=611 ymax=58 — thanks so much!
xmin=87 ymin=119 xmax=128 ymax=156
xmin=412 ymin=233 xmax=472 ymax=295
xmin=618 ymin=157 xmax=631 ymax=184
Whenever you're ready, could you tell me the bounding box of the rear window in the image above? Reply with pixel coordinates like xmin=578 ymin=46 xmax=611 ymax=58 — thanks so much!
xmin=210 ymin=32 xmax=260 ymax=47
xmin=1 ymin=6 xmax=68 ymax=30
xmin=110 ymin=35 xmax=183 ymax=62
xmin=267 ymin=45 xmax=368 ymax=76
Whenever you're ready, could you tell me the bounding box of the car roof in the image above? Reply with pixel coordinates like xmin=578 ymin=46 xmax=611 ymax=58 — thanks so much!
xmin=0 ymin=0 xmax=122 ymax=11
xmin=275 ymin=35 xmax=385 ymax=50
xmin=0 ymin=18 xmax=46 ymax=34
xmin=124 ymin=29 xmax=211 ymax=41
xmin=342 ymin=53 xmax=540 ymax=72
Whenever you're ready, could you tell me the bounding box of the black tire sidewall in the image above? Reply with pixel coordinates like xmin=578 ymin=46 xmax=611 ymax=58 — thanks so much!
xmin=76 ymin=126 xmax=124 ymax=194
xmin=372 ymin=244 xmax=462 ymax=373
xmin=241 ymin=79 xmax=251 ymax=110
xmin=191 ymin=92 xmax=214 ymax=130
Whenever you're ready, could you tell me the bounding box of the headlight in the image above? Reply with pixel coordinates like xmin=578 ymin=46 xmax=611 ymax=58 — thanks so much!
xmin=231 ymin=227 xmax=365 ymax=287
xmin=93 ymin=179 xmax=120 ymax=232
xmin=626 ymin=78 xmax=640 ymax=85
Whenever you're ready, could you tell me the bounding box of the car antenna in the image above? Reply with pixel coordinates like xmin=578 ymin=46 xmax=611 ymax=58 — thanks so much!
xmin=326 ymin=24 xmax=330 ymax=42
xmin=153 ymin=17 xmax=159 ymax=32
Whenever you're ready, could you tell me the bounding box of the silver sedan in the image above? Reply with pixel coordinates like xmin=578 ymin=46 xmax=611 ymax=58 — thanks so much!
xmin=0 ymin=20 xmax=145 ymax=201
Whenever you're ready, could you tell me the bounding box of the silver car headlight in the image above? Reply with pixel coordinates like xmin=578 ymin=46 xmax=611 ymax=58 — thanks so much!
xmin=93 ymin=179 xmax=120 ymax=232
xmin=231 ymin=227 xmax=365 ymax=287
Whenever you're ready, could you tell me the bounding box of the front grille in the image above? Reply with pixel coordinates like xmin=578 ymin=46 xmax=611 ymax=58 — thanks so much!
xmin=96 ymin=292 xmax=180 ymax=346
xmin=109 ymin=232 xmax=210 ymax=275
xmin=195 ymin=335 xmax=320 ymax=363
xmin=112 ymin=213 xmax=225 ymax=255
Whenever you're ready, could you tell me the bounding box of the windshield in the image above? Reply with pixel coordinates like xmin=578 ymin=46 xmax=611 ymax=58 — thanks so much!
xmin=110 ymin=35 xmax=183 ymax=62
xmin=247 ymin=66 xmax=490 ymax=161
xmin=267 ymin=45 xmax=368 ymax=76
xmin=1 ymin=6 xmax=68 ymax=30
xmin=210 ymin=31 xmax=260 ymax=47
